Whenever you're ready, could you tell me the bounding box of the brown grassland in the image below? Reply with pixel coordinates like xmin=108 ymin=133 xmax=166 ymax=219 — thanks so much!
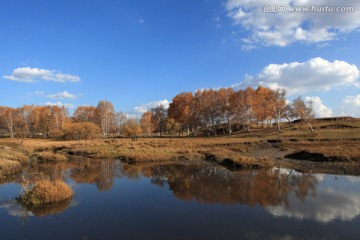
xmin=0 ymin=159 xmax=22 ymax=176
xmin=0 ymin=117 xmax=360 ymax=177
xmin=30 ymin=151 xmax=68 ymax=163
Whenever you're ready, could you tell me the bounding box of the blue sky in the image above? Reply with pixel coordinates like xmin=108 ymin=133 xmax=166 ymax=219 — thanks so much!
xmin=1 ymin=0 xmax=360 ymax=117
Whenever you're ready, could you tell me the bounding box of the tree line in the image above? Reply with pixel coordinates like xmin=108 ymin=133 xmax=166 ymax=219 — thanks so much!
xmin=0 ymin=86 xmax=314 ymax=140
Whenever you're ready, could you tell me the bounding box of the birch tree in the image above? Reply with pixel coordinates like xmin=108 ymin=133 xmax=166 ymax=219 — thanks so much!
xmin=0 ymin=107 xmax=15 ymax=138
xmin=114 ymin=111 xmax=127 ymax=136
xmin=292 ymin=96 xmax=315 ymax=132
xmin=271 ymin=89 xmax=287 ymax=133
xmin=96 ymin=100 xmax=115 ymax=137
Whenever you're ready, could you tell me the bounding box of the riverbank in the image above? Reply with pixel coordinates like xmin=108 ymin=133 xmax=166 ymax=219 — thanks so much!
xmin=0 ymin=118 xmax=359 ymax=176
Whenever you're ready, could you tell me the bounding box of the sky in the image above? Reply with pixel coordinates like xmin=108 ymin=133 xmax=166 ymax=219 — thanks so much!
xmin=1 ymin=0 xmax=360 ymax=117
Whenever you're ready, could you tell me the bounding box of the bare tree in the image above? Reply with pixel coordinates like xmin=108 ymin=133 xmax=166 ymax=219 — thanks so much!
xmin=292 ymin=96 xmax=315 ymax=132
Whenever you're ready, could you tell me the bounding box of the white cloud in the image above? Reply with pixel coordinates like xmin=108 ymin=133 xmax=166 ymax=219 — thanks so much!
xmin=341 ymin=95 xmax=360 ymax=117
xmin=47 ymin=91 xmax=77 ymax=100
xmin=126 ymin=99 xmax=170 ymax=118
xmin=233 ymin=57 xmax=360 ymax=95
xmin=3 ymin=67 xmax=81 ymax=83
xmin=266 ymin=188 xmax=360 ymax=223
xmin=0 ymin=202 xmax=34 ymax=217
xmin=225 ymin=0 xmax=360 ymax=47
xmin=133 ymin=99 xmax=170 ymax=114
xmin=305 ymin=96 xmax=333 ymax=118
xmin=46 ymin=101 xmax=75 ymax=109
xmin=52 ymin=73 xmax=81 ymax=83
xmin=28 ymin=91 xmax=45 ymax=96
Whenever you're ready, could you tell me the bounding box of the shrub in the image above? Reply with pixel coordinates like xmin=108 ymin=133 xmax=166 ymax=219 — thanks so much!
xmin=48 ymin=130 xmax=64 ymax=140
xmin=19 ymin=180 xmax=73 ymax=205
xmin=0 ymin=159 xmax=22 ymax=176
xmin=63 ymin=122 xmax=101 ymax=142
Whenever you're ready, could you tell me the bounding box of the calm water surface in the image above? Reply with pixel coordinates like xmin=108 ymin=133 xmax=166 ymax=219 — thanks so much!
xmin=1 ymin=159 xmax=360 ymax=240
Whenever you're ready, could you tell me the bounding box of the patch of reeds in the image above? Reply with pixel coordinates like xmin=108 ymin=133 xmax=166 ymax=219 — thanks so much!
xmin=18 ymin=179 xmax=73 ymax=206
xmin=0 ymin=146 xmax=28 ymax=164
xmin=31 ymin=151 xmax=68 ymax=163
xmin=0 ymin=159 xmax=22 ymax=176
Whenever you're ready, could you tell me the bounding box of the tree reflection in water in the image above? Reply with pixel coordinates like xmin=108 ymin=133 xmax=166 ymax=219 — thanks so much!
xmin=123 ymin=163 xmax=318 ymax=207
xmin=70 ymin=158 xmax=122 ymax=191
xmin=0 ymin=158 xmax=123 ymax=218
xmin=1 ymin=159 xmax=318 ymax=218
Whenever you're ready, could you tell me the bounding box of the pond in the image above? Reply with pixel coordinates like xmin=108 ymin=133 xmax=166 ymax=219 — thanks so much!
xmin=1 ymin=159 xmax=360 ymax=240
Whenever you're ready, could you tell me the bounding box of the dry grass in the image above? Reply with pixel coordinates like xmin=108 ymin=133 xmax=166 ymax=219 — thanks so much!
xmin=32 ymin=151 xmax=68 ymax=163
xmin=0 ymin=159 xmax=22 ymax=176
xmin=0 ymin=118 xmax=359 ymax=167
xmin=0 ymin=145 xmax=28 ymax=164
xmin=19 ymin=179 xmax=73 ymax=205
xmin=285 ymin=141 xmax=360 ymax=162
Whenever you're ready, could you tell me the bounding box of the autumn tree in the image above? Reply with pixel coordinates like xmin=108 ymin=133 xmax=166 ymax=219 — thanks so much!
xmin=17 ymin=105 xmax=35 ymax=137
xmin=63 ymin=123 xmax=84 ymax=141
xmin=194 ymin=89 xmax=222 ymax=136
xmin=123 ymin=119 xmax=142 ymax=139
xmin=13 ymin=108 xmax=29 ymax=140
xmin=168 ymin=92 xmax=193 ymax=136
xmin=140 ymin=111 xmax=153 ymax=137
xmin=0 ymin=106 xmax=15 ymax=138
xmin=217 ymin=88 xmax=235 ymax=134
xmin=73 ymin=106 xmax=97 ymax=124
xmin=49 ymin=105 xmax=68 ymax=130
xmin=62 ymin=122 xmax=100 ymax=142
xmin=188 ymin=91 xmax=203 ymax=137
xmin=151 ymin=104 xmax=167 ymax=137
xmin=254 ymin=86 xmax=273 ymax=127
xmin=165 ymin=117 xmax=181 ymax=140
xmin=32 ymin=106 xmax=53 ymax=137
xmin=96 ymin=100 xmax=115 ymax=137
xmin=81 ymin=122 xmax=101 ymax=145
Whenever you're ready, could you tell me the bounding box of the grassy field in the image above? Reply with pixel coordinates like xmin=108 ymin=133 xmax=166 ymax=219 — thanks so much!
xmin=0 ymin=117 xmax=359 ymax=175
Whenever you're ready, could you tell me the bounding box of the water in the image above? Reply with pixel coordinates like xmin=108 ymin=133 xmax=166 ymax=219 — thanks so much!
xmin=1 ymin=159 xmax=360 ymax=240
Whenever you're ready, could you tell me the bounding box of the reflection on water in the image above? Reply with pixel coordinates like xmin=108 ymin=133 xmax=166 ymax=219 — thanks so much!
xmin=266 ymin=172 xmax=360 ymax=223
xmin=70 ymin=158 xmax=122 ymax=191
xmin=142 ymin=164 xmax=317 ymax=206
xmin=0 ymin=199 xmax=77 ymax=220
xmin=1 ymin=159 xmax=360 ymax=239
